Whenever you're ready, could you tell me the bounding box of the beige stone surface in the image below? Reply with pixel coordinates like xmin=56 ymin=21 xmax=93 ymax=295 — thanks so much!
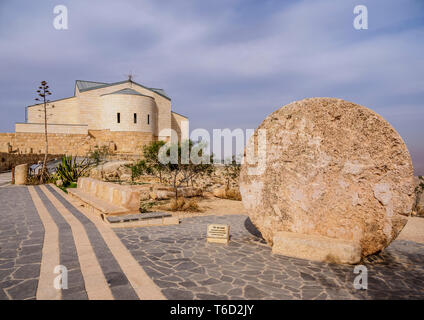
xmin=14 ymin=163 xmax=28 ymax=185
xmin=240 ymin=97 xmax=415 ymax=257
xmin=0 ymin=130 xmax=156 ymax=156
xmin=397 ymin=217 xmax=424 ymax=244
xmin=272 ymin=231 xmax=361 ymax=264
xmin=16 ymin=123 xmax=88 ymax=134
xmin=25 ymin=80 xmax=178 ymax=140
xmin=2 ymin=80 xmax=190 ymax=157
xmin=77 ymin=177 xmax=141 ymax=211
xmin=28 ymin=187 xmax=61 ymax=300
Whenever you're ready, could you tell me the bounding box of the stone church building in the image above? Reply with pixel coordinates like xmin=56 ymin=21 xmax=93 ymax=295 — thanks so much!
xmin=0 ymin=79 xmax=189 ymax=156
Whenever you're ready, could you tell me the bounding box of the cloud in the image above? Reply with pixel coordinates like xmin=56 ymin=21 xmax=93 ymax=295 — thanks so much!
xmin=0 ymin=0 xmax=423 ymax=173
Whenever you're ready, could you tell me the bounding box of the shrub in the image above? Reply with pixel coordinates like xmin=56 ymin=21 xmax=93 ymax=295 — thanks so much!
xmin=126 ymin=160 xmax=149 ymax=182
xmin=139 ymin=200 xmax=156 ymax=213
xmin=88 ymin=145 xmax=109 ymax=166
xmin=56 ymin=155 xmax=89 ymax=186
xmin=222 ymin=155 xmax=241 ymax=189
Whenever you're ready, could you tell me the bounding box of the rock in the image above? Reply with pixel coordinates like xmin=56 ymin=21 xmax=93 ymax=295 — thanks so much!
xmin=212 ymin=188 xmax=227 ymax=198
xmin=272 ymin=231 xmax=362 ymax=264
xmin=56 ymin=179 xmax=63 ymax=187
xmin=179 ymin=187 xmax=202 ymax=197
xmin=149 ymin=186 xmax=201 ymax=200
xmin=119 ymin=173 xmax=132 ymax=181
xmin=414 ymin=176 xmax=424 ymax=216
xmin=14 ymin=164 xmax=28 ymax=185
xmin=240 ymin=98 xmax=415 ymax=258
xmin=89 ymin=160 xmax=132 ymax=180
xmin=149 ymin=190 xmax=174 ymax=200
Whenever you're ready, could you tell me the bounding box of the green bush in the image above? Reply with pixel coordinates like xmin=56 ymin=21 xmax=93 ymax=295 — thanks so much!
xmin=126 ymin=160 xmax=150 ymax=182
xmin=56 ymin=155 xmax=89 ymax=186
xmin=88 ymin=145 xmax=109 ymax=166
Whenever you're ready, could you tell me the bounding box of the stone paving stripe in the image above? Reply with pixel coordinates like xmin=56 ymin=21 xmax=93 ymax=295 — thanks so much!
xmin=38 ymin=185 xmax=114 ymax=300
xmin=0 ymin=187 xmax=44 ymax=300
xmin=27 ymin=186 xmax=61 ymax=300
xmin=33 ymin=187 xmax=88 ymax=300
xmin=42 ymin=185 xmax=140 ymax=300
xmin=47 ymin=184 xmax=165 ymax=300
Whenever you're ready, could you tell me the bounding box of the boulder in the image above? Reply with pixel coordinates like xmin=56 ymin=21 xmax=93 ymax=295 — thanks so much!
xmin=212 ymin=188 xmax=227 ymax=198
xmin=89 ymin=161 xmax=132 ymax=180
xmin=150 ymin=190 xmax=174 ymax=200
xmin=240 ymin=98 xmax=415 ymax=258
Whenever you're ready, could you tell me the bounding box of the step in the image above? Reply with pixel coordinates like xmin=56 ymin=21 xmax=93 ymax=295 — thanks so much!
xmin=68 ymin=188 xmax=130 ymax=215
xmin=77 ymin=177 xmax=143 ymax=211
xmin=106 ymin=212 xmax=172 ymax=224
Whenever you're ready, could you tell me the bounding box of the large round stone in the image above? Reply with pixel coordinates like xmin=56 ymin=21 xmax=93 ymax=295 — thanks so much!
xmin=240 ymin=98 xmax=415 ymax=257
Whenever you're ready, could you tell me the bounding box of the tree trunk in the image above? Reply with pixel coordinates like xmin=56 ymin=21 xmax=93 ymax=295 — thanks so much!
xmin=41 ymin=100 xmax=48 ymax=183
xmin=174 ymin=172 xmax=178 ymax=201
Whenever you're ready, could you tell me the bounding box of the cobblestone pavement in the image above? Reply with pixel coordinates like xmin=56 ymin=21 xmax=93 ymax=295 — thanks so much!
xmin=2 ymin=185 xmax=424 ymax=300
xmin=0 ymin=185 xmax=156 ymax=300
xmin=115 ymin=215 xmax=424 ymax=300
xmin=0 ymin=172 xmax=12 ymax=187
xmin=0 ymin=187 xmax=43 ymax=300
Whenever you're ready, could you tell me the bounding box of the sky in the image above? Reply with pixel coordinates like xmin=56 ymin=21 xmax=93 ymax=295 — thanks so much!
xmin=0 ymin=0 xmax=423 ymax=174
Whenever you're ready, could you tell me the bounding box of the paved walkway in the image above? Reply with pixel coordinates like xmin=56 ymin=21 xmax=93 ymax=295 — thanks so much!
xmin=0 ymin=172 xmax=11 ymax=187
xmin=115 ymin=215 xmax=424 ymax=300
xmin=0 ymin=185 xmax=162 ymax=300
xmin=1 ymin=184 xmax=424 ymax=299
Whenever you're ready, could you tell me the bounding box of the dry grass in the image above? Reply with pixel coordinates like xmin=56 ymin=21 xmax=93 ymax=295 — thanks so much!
xmin=168 ymin=197 xmax=201 ymax=212
xmin=225 ymin=188 xmax=242 ymax=201
xmin=213 ymin=188 xmax=242 ymax=201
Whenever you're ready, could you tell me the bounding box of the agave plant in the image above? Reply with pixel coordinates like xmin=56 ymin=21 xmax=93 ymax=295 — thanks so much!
xmin=56 ymin=155 xmax=90 ymax=186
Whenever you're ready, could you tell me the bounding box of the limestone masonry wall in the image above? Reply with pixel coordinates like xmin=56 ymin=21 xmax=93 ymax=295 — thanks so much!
xmin=0 ymin=152 xmax=59 ymax=172
xmin=16 ymin=123 xmax=88 ymax=134
xmin=0 ymin=130 xmax=156 ymax=157
xmin=171 ymin=112 xmax=188 ymax=142
xmin=27 ymin=96 xmax=80 ymax=124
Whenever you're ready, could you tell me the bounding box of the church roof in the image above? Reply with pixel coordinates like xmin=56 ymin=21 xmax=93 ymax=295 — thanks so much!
xmin=100 ymin=88 xmax=154 ymax=98
xmin=75 ymin=79 xmax=171 ymax=100
xmin=76 ymin=80 xmax=108 ymax=91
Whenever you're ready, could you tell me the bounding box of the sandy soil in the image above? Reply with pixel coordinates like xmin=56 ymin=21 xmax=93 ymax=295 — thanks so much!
xmin=161 ymin=197 xmax=424 ymax=245
xmin=153 ymin=196 xmax=246 ymax=219
xmin=397 ymin=217 xmax=424 ymax=244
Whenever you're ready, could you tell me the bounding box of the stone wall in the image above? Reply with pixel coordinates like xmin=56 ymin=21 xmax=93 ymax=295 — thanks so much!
xmin=0 ymin=130 xmax=156 ymax=157
xmin=27 ymin=96 xmax=80 ymax=125
xmin=171 ymin=112 xmax=189 ymax=143
xmin=27 ymin=81 xmax=172 ymax=140
xmin=0 ymin=152 xmax=59 ymax=172
xmin=100 ymin=93 xmax=157 ymax=133
xmin=16 ymin=123 xmax=88 ymax=134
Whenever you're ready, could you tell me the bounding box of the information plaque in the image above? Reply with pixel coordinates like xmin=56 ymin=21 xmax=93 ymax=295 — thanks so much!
xmin=207 ymin=224 xmax=230 ymax=244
